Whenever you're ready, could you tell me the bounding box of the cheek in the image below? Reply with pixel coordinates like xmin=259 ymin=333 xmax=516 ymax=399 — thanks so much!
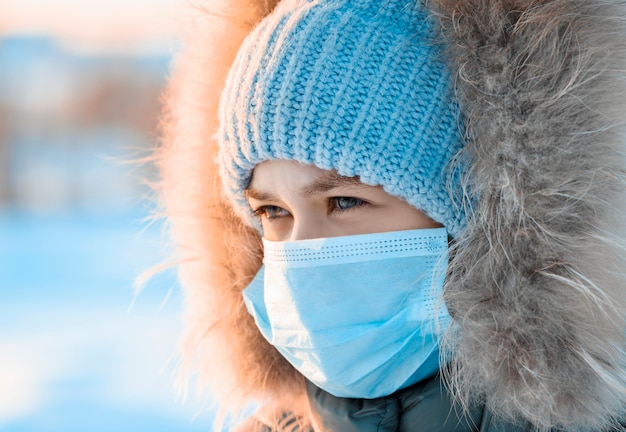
xmin=260 ymin=218 xmax=293 ymax=241
xmin=370 ymin=204 xmax=442 ymax=232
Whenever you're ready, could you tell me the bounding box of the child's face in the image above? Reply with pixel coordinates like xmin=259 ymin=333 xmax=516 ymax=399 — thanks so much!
xmin=246 ymin=160 xmax=442 ymax=241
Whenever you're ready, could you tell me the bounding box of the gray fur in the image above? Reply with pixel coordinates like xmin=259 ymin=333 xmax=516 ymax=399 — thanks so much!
xmin=435 ymin=0 xmax=626 ymax=430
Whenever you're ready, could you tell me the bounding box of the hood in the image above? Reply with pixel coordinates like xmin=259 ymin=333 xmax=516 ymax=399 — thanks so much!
xmin=435 ymin=1 xmax=626 ymax=430
xmin=157 ymin=0 xmax=626 ymax=429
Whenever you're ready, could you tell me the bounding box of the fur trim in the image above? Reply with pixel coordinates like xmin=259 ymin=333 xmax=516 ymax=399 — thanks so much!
xmin=157 ymin=0 xmax=308 ymax=423
xmin=435 ymin=0 xmax=626 ymax=430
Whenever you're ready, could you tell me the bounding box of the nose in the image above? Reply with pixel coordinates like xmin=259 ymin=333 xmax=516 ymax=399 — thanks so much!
xmin=289 ymin=218 xmax=326 ymax=241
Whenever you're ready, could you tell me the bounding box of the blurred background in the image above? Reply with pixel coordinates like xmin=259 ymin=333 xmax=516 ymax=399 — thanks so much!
xmin=0 ymin=1 xmax=216 ymax=430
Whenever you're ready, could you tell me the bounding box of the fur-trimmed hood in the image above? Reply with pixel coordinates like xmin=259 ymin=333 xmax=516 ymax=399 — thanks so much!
xmin=157 ymin=0 xmax=626 ymax=430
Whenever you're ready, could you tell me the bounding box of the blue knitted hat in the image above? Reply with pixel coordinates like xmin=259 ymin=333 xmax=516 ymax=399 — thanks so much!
xmin=218 ymin=0 xmax=466 ymax=236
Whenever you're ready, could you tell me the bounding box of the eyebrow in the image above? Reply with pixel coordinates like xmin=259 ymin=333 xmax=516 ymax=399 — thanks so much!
xmin=298 ymin=170 xmax=364 ymax=197
xmin=245 ymin=187 xmax=277 ymax=202
xmin=244 ymin=171 xmax=364 ymax=202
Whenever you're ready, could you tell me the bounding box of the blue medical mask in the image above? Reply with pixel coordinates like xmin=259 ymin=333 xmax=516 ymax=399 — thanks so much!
xmin=242 ymin=228 xmax=452 ymax=399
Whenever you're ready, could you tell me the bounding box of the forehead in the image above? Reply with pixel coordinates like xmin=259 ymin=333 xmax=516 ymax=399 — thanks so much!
xmin=248 ymin=160 xmax=364 ymax=195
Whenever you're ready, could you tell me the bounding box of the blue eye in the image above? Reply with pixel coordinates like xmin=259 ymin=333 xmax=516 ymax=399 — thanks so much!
xmin=331 ymin=197 xmax=365 ymax=211
xmin=253 ymin=205 xmax=290 ymax=220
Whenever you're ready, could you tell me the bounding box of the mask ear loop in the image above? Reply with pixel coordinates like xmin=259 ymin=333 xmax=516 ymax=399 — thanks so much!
xmin=394 ymin=231 xmax=451 ymax=333
xmin=433 ymin=242 xmax=453 ymax=335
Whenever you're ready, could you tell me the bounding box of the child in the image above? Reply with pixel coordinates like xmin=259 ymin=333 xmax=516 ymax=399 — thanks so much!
xmin=157 ymin=0 xmax=626 ymax=430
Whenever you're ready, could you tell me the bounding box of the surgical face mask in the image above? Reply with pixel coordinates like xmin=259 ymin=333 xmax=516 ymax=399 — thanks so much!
xmin=242 ymin=228 xmax=451 ymax=399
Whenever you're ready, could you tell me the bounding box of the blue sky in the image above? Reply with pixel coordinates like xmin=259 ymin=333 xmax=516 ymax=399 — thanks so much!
xmin=0 ymin=0 xmax=182 ymax=55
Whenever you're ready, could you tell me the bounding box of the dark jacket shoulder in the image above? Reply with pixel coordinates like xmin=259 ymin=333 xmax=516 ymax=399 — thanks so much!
xmin=306 ymin=375 xmax=529 ymax=432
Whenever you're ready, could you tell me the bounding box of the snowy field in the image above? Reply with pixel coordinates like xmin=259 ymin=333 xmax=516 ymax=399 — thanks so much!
xmin=0 ymin=212 xmax=216 ymax=431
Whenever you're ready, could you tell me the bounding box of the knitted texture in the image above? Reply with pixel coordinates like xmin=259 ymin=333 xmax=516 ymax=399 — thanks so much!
xmin=218 ymin=0 xmax=466 ymax=236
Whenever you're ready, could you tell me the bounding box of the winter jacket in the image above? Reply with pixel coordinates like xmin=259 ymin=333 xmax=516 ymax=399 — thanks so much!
xmin=305 ymin=375 xmax=527 ymax=432
xmin=255 ymin=375 xmax=624 ymax=431
xmin=157 ymin=0 xmax=626 ymax=431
